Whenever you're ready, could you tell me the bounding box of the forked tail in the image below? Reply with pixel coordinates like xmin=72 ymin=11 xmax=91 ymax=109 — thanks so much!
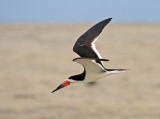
xmin=107 ymin=69 xmax=129 ymax=74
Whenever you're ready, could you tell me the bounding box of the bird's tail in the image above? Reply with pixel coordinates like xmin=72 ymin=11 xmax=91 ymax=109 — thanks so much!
xmin=107 ymin=69 xmax=129 ymax=74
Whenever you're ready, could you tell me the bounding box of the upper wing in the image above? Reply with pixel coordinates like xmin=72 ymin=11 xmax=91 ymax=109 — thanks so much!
xmin=73 ymin=18 xmax=112 ymax=60
xmin=73 ymin=57 xmax=109 ymax=72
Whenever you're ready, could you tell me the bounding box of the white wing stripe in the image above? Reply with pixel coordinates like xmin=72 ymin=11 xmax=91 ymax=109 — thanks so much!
xmin=91 ymin=37 xmax=102 ymax=59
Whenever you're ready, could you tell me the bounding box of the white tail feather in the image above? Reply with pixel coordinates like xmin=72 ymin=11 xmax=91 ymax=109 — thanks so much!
xmin=107 ymin=69 xmax=127 ymax=74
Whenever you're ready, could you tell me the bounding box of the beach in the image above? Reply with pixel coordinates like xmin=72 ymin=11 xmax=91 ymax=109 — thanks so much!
xmin=0 ymin=23 xmax=160 ymax=119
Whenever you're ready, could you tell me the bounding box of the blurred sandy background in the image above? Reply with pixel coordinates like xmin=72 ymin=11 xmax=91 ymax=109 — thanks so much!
xmin=0 ymin=23 xmax=160 ymax=119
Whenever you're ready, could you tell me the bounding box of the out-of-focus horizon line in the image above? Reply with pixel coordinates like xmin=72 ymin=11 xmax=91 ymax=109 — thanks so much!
xmin=0 ymin=17 xmax=159 ymax=24
xmin=0 ymin=21 xmax=159 ymax=24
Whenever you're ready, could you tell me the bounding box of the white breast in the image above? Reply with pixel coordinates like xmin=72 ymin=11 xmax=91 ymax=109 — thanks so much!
xmin=73 ymin=58 xmax=109 ymax=82
xmin=84 ymin=71 xmax=108 ymax=82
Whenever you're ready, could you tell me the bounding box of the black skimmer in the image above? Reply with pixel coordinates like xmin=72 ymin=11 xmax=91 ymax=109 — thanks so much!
xmin=52 ymin=18 xmax=127 ymax=93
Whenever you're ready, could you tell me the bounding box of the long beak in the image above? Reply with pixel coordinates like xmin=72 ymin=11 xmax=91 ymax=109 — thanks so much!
xmin=51 ymin=80 xmax=70 ymax=93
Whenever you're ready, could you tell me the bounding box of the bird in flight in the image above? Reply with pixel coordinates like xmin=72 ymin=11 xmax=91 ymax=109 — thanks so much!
xmin=52 ymin=18 xmax=127 ymax=93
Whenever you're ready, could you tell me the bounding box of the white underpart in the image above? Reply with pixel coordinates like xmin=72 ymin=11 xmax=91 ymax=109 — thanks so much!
xmin=74 ymin=58 xmax=107 ymax=82
xmin=91 ymin=37 xmax=102 ymax=59
xmin=91 ymin=60 xmax=105 ymax=70
xmin=70 ymin=58 xmax=127 ymax=83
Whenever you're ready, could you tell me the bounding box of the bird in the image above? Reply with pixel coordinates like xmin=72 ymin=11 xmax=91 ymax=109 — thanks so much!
xmin=52 ymin=18 xmax=127 ymax=93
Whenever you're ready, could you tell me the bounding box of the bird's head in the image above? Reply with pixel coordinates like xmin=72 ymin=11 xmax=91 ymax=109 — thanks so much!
xmin=51 ymin=80 xmax=71 ymax=93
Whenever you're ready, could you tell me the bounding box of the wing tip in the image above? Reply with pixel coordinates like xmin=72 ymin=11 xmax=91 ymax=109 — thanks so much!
xmin=104 ymin=17 xmax=112 ymax=23
xmin=73 ymin=57 xmax=110 ymax=62
xmin=99 ymin=59 xmax=110 ymax=62
xmin=108 ymin=17 xmax=112 ymax=20
xmin=73 ymin=57 xmax=81 ymax=62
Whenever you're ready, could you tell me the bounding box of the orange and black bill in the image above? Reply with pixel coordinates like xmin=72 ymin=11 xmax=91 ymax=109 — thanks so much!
xmin=51 ymin=80 xmax=70 ymax=93
xmin=51 ymin=84 xmax=65 ymax=93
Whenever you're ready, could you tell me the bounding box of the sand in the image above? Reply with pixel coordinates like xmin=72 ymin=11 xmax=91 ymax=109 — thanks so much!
xmin=0 ymin=23 xmax=160 ymax=119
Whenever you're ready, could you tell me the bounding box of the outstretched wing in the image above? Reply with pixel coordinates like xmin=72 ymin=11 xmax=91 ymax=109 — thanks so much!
xmin=73 ymin=57 xmax=109 ymax=72
xmin=73 ymin=18 xmax=112 ymax=60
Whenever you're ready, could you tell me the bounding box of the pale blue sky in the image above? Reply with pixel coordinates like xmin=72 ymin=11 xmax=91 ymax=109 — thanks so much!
xmin=0 ymin=0 xmax=160 ymax=23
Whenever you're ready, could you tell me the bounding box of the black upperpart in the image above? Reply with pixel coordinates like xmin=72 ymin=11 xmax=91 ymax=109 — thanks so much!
xmin=68 ymin=70 xmax=86 ymax=81
xmin=73 ymin=18 xmax=112 ymax=59
xmin=73 ymin=18 xmax=112 ymax=67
